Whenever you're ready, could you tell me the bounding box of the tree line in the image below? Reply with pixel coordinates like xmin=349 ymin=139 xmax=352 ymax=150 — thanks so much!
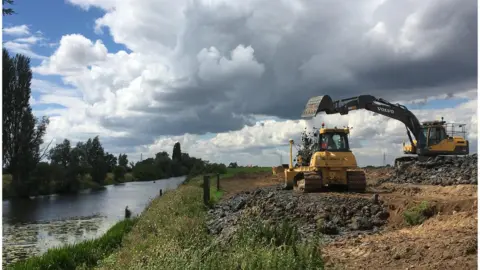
xmin=2 ymin=39 xmax=227 ymax=199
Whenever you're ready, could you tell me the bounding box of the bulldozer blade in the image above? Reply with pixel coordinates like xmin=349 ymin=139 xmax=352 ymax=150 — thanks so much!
xmin=301 ymin=95 xmax=335 ymax=118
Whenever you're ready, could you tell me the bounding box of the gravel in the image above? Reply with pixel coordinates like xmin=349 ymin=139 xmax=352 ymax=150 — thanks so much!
xmin=379 ymin=154 xmax=477 ymax=186
xmin=206 ymin=185 xmax=390 ymax=244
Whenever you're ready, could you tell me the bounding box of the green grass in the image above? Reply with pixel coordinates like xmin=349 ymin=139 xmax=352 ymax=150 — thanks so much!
xmin=94 ymin=172 xmax=324 ymax=270
xmin=209 ymin=187 xmax=224 ymax=204
xmin=221 ymin=166 xmax=271 ymax=179
xmin=403 ymin=201 xmax=435 ymax=226
xmin=8 ymin=218 xmax=138 ymax=270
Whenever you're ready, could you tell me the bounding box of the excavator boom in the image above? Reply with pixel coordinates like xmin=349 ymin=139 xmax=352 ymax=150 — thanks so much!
xmin=302 ymin=95 xmax=427 ymax=154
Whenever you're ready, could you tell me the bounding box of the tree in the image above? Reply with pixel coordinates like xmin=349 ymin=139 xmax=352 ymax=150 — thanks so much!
xmin=2 ymin=49 xmax=49 ymax=197
xmin=87 ymin=136 xmax=108 ymax=184
xmin=3 ymin=0 xmax=15 ymax=16
xmin=104 ymin=152 xmax=117 ymax=172
xmin=49 ymin=139 xmax=72 ymax=168
xmin=297 ymin=128 xmax=314 ymax=165
xmin=118 ymin=153 xmax=128 ymax=168
xmin=113 ymin=165 xmax=127 ymax=182
xmin=172 ymin=142 xmax=182 ymax=162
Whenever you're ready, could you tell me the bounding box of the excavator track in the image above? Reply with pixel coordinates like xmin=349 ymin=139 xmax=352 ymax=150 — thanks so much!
xmin=347 ymin=170 xmax=366 ymax=193
xmin=295 ymin=171 xmax=323 ymax=193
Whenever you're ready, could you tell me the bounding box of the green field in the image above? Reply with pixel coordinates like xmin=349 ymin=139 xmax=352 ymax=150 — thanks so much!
xmin=211 ymin=166 xmax=272 ymax=179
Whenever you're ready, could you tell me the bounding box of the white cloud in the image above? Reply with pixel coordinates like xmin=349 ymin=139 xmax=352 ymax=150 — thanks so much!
xmin=14 ymin=35 xmax=43 ymax=44
xmin=3 ymin=24 xmax=30 ymax=36
xmin=33 ymin=34 xmax=108 ymax=75
xmin=30 ymin=0 xmax=476 ymax=166
xmin=3 ymin=41 xmax=47 ymax=60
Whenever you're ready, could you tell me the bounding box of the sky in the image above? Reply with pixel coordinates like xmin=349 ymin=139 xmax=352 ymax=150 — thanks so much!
xmin=2 ymin=0 xmax=478 ymax=167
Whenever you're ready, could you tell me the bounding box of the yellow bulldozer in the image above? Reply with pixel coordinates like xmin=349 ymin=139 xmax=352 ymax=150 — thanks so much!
xmin=284 ymin=124 xmax=367 ymax=193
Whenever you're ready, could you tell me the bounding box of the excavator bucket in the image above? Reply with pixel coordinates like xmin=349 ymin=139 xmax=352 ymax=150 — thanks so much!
xmin=301 ymin=95 xmax=335 ymax=118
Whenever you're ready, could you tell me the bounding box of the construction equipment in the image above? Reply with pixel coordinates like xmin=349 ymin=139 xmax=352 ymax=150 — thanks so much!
xmin=284 ymin=109 xmax=367 ymax=192
xmin=300 ymin=95 xmax=470 ymax=168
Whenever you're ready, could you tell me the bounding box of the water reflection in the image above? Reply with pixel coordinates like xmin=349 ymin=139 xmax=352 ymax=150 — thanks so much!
xmin=2 ymin=177 xmax=185 ymax=266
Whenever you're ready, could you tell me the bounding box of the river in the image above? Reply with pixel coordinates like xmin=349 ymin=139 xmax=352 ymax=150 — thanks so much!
xmin=2 ymin=176 xmax=186 ymax=266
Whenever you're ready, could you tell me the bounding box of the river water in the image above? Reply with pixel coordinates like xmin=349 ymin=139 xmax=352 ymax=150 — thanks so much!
xmin=2 ymin=176 xmax=186 ymax=266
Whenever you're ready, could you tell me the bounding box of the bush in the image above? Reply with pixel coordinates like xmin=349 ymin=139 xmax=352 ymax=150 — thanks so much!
xmin=80 ymin=174 xmax=105 ymax=191
xmin=113 ymin=166 xmax=127 ymax=182
xmin=2 ymin=174 xmax=14 ymax=198
xmin=403 ymin=201 xmax=435 ymax=225
xmin=104 ymin=173 xmax=116 ymax=185
xmin=124 ymin=173 xmax=135 ymax=182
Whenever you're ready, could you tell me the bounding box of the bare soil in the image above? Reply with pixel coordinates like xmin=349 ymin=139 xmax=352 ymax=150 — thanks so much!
xmin=218 ymin=169 xmax=478 ymax=270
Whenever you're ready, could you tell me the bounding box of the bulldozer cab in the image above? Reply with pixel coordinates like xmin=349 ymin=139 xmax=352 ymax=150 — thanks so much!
xmin=314 ymin=128 xmax=351 ymax=152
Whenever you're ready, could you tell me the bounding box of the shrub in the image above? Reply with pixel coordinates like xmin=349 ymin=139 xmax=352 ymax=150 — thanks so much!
xmin=104 ymin=173 xmax=115 ymax=185
xmin=2 ymin=174 xmax=14 ymax=198
xmin=124 ymin=173 xmax=135 ymax=182
xmin=403 ymin=201 xmax=435 ymax=225
xmin=113 ymin=166 xmax=127 ymax=182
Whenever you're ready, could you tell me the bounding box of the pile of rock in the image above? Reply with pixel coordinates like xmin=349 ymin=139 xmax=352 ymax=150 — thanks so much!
xmin=380 ymin=154 xmax=477 ymax=186
xmin=206 ymin=186 xmax=390 ymax=243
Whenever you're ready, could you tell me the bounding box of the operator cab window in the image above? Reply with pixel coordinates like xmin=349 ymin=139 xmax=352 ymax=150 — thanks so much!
xmin=428 ymin=127 xmax=446 ymax=145
xmin=437 ymin=127 xmax=447 ymax=140
xmin=319 ymin=133 xmax=349 ymax=151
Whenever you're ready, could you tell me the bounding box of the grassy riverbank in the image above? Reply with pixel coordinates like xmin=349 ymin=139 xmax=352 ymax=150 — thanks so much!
xmin=94 ymin=167 xmax=324 ymax=269
xmin=7 ymin=218 xmax=138 ymax=270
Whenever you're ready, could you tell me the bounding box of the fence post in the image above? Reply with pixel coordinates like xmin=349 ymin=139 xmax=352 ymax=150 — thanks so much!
xmin=217 ymin=173 xmax=220 ymax=191
xmin=203 ymin=175 xmax=210 ymax=205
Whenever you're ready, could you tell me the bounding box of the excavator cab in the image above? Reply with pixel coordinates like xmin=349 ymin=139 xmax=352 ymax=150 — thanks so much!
xmin=403 ymin=119 xmax=469 ymax=156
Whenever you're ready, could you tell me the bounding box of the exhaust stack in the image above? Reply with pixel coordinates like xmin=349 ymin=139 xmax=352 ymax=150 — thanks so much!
xmin=289 ymin=139 xmax=294 ymax=169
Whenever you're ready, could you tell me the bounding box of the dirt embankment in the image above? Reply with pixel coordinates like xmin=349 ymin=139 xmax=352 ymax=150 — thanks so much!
xmin=209 ymin=159 xmax=477 ymax=270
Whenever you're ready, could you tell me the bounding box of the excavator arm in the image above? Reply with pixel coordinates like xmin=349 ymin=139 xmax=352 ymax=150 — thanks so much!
xmin=301 ymin=95 xmax=427 ymax=154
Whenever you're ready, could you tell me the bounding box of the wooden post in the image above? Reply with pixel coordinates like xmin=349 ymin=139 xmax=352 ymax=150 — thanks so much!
xmin=217 ymin=173 xmax=220 ymax=191
xmin=203 ymin=175 xmax=210 ymax=205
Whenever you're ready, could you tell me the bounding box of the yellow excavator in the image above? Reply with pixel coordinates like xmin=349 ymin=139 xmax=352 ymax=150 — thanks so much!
xmin=301 ymin=94 xmax=470 ymax=167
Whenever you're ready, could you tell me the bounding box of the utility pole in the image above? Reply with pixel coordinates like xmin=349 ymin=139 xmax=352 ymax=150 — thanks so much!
xmin=383 ymin=152 xmax=386 ymax=166
xmin=275 ymin=151 xmax=283 ymax=165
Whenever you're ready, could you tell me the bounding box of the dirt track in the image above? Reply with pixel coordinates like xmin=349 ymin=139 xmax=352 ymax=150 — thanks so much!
xmin=218 ymin=170 xmax=477 ymax=270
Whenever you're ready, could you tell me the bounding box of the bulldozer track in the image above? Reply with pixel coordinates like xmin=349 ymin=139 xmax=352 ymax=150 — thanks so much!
xmin=296 ymin=171 xmax=323 ymax=193
xmin=347 ymin=170 xmax=366 ymax=193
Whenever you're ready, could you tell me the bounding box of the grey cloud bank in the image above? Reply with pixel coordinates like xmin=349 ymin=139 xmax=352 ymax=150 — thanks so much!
xmin=29 ymin=0 xmax=477 ymax=166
